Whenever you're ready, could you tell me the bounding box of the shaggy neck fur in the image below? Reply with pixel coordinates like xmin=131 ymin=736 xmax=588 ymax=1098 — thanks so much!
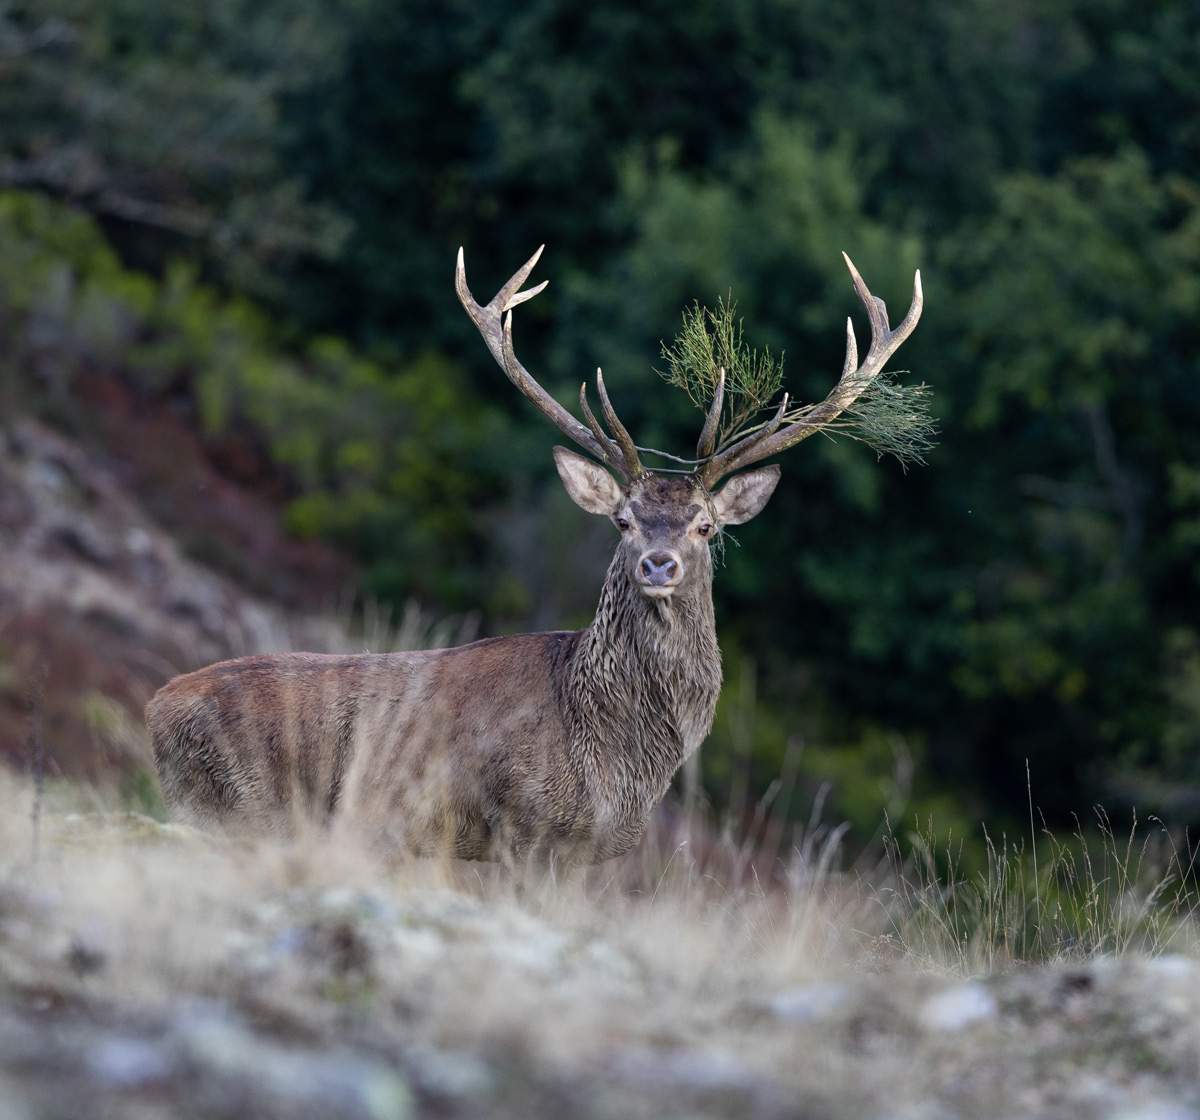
xmin=563 ymin=542 xmax=722 ymax=843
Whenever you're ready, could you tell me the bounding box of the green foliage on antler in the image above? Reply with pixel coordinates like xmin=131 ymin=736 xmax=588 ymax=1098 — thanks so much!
xmin=658 ymin=295 xmax=937 ymax=466
xmin=802 ymin=372 xmax=938 ymax=467
xmin=656 ymin=295 xmax=784 ymax=455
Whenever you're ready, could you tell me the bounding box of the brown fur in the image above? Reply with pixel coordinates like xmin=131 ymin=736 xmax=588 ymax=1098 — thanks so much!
xmin=148 ymin=459 xmax=779 ymax=872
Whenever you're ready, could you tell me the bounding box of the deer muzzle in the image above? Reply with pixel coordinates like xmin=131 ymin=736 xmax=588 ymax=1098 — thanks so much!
xmin=637 ymin=550 xmax=682 ymax=598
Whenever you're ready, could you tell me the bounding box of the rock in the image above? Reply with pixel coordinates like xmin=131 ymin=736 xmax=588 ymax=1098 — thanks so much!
xmin=1109 ymin=1103 xmax=1200 ymax=1120
xmin=917 ymin=981 xmax=998 ymax=1031
xmin=0 ymin=1075 xmax=35 ymax=1120
xmin=1143 ymin=955 xmax=1197 ymax=981
xmin=85 ymin=1036 xmax=175 ymax=1088
xmin=175 ymin=1004 xmax=412 ymax=1120
xmin=770 ymin=982 xmax=851 ymax=1023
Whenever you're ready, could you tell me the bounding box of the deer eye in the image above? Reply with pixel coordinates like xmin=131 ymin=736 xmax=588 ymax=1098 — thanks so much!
xmin=617 ymin=517 xmax=630 ymax=531
xmin=697 ymin=523 xmax=712 ymax=537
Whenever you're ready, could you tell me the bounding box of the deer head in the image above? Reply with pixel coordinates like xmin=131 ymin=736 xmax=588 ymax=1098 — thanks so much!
xmin=552 ymin=448 xmax=778 ymax=601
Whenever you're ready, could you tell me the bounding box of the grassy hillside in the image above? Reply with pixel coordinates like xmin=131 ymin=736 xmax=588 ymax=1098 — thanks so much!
xmin=2 ymin=778 xmax=1200 ymax=1118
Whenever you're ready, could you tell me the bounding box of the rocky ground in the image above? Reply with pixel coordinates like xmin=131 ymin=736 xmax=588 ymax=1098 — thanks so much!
xmin=1 ymin=799 xmax=1200 ymax=1120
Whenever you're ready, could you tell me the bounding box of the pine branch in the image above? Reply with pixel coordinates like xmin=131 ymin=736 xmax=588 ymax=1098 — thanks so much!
xmin=658 ymin=295 xmax=936 ymax=469
xmin=656 ymin=295 xmax=785 ymax=448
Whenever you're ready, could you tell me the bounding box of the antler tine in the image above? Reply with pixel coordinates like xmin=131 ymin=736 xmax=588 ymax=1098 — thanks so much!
xmin=841 ymin=251 xmax=922 ymax=374
xmin=841 ymin=314 xmax=858 ymax=380
xmin=579 ymin=374 xmax=642 ymax=481
xmin=456 ymin=243 xmax=546 ymax=312
xmin=696 ymin=368 xmax=725 ymax=460
xmin=595 ymin=369 xmax=643 ymax=480
xmin=459 ymin=246 xmax=619 ymax=473
xmin=699 ymin=392 xmax=788 ymax=488
xmin=579 ymin=380 xmax=620 ymax=470
xmin=456 ymin=245 xmax=548 ymax=367
xmin=701 ymin=253 xmax=923 ymax=488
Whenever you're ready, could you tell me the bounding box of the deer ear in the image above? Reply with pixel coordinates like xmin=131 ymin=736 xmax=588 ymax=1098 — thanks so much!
xmin=553 ymin=446 xmax=624 ymax=515
xmin=711 ymin=465 xmax=780 ymax=526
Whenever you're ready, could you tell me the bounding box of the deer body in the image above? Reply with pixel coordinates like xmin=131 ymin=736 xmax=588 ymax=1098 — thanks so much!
xmin=149 ymin=245 xmax=922 ymax=871
xmin=150 ymin=467 xmax=766 ymax=869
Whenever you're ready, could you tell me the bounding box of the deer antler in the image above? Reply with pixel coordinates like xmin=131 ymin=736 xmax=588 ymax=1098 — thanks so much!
xmin=700 ymin=253 xmax=923 ymax=488
xmin=457 ymin=247 xmax=643 ymax=483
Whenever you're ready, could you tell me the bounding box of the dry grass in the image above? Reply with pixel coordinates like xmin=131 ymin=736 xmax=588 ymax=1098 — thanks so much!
xmin=871 ymin=809 xmax=1200 ymax=976
xmin=5 ymin=776 xmax=1200 ymax=1119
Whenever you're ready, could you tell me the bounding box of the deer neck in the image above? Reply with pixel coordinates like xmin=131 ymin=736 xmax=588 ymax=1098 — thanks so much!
xmin=567 ymin=548 xmax=722 ymax=782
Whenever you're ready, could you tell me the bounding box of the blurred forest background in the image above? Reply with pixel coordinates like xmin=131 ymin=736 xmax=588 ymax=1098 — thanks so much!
xmin=1 ymin=0 xmax=1199 ymax=852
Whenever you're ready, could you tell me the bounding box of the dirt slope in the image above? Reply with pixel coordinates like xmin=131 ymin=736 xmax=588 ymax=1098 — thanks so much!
xmin=0 ymin=415 xmax=351 ymax=781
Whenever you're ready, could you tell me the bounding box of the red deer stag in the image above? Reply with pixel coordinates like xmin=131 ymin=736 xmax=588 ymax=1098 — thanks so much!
xmin=148 ymin=247 xmax=922 ymax=873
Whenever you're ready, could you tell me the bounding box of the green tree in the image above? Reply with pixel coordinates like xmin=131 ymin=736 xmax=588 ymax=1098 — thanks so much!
xmin=0 ymin=0 xmax=351 ymax=295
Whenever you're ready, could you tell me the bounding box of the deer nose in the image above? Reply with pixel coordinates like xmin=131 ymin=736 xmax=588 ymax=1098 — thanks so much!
xmin=639 ymin=551 xmax=682 ymax=587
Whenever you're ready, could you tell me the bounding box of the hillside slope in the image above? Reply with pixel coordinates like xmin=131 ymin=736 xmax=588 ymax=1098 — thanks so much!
xmin=0 ymin=412 xmax=353 ymax=783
